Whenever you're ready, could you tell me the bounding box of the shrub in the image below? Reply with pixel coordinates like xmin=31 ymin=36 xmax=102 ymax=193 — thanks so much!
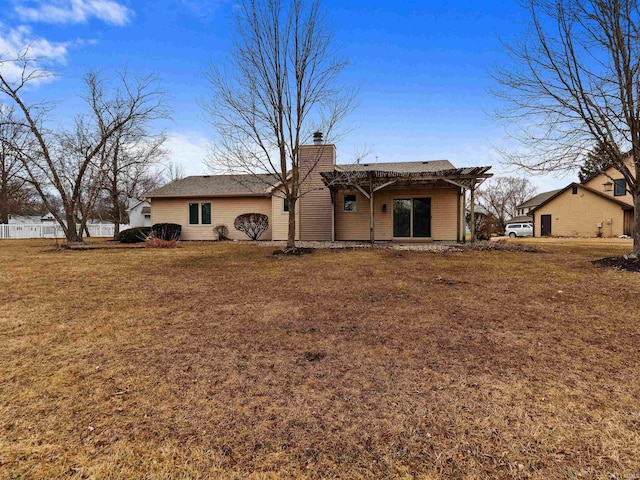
xmin=119 ymin=227 xmax=152 ymax=243
xmin=145 ymin=238 xmax=179 ymax=248
xmin=214 ymin=224 xmax=229 ymax=241
xmin=465 ymin=212 xmax=500 ymax=241
xmin=152 ymin=223 xmax=182 ymax=241
xmin=234 ymin=213 xmax=269 ymax=240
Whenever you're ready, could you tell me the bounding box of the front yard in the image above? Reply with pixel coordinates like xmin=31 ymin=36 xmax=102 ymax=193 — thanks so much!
xmin=1 ymin=238 xmax=639 ymax=479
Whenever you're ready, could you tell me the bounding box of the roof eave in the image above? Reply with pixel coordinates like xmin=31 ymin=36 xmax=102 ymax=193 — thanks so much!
xmin=147 ymin=192 xmax=272 ymax=199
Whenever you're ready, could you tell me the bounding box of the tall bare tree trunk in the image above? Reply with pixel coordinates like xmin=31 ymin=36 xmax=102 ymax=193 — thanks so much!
xmin=0 ymin=175 xmax=8 ymax=224
xmin=634 ymin=192 xmax=640 ymax=254
xmin=65 ymin=212 xmax=82 ymax=243
xmin=287 ymin=199 xmax=296 ymax=249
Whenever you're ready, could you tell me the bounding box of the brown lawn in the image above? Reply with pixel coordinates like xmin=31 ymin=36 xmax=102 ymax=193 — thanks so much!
xmin=1 ymin=238 xmax=639 ymax=479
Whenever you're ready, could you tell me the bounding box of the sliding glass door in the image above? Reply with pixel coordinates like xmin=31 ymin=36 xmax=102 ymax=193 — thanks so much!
xmin=412 ymin=198 xmax=431 ymax=237
xmin=393 ymin=199 xmax=411 ymax=237
xmin=393 ymin=198 xmax=431 ymax=238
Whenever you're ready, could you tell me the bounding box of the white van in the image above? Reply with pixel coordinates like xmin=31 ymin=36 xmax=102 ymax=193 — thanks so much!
xmin=505 ymin=223 xmax=533 ymax=238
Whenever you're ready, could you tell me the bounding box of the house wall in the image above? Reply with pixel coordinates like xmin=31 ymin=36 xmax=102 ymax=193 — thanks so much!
xmin=584 ymin=165 xmax=634 ymax=206
xmin=533 ymin=187 xmax=626 ymax=237
xmin=151 ymin=196 xmax=273 ymax=240
xmin=298 ymin=144 xmax=335 ymax=241
xmin=271 ymin=186 xmax=300 ymax=241
xmin=334 ymin=186 xmax=459 ymax=241
xmin=129 ymin=203 xmax=150 ymax=228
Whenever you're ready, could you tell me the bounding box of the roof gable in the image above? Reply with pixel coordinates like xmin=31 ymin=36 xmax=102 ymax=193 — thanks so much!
xmin=530 ymin=182 xmax=633 ymax=212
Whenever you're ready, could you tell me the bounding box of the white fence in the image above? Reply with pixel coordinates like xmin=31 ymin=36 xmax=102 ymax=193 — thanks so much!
xmin=0 ymin=223 xmax=130 ymax=240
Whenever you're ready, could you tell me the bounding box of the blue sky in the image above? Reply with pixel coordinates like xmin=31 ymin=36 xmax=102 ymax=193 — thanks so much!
xmin=0 ymin=0 xmax=576 ymax=191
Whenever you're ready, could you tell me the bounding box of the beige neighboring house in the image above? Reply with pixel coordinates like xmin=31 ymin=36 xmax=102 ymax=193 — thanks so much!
xmin=508 ymin=189 xmax=562 ymax=226
xmin=147 ymin=139 xmax=492 ymax=242
xmin=531 ymin=165 xmax=634 ymax=237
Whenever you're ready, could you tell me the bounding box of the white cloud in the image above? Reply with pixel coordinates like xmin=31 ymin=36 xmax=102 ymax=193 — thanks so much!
xmin=165 ymin=132 xmax=211 ymax=176
xmin=0 ymin=22 xmax=71 ymax=84
xmin=14 ymin=0 xmax=133 ymax=26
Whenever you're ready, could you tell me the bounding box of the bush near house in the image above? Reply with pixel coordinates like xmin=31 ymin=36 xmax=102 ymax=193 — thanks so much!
xmin=214 ymin=224 xmax=229 ymax=241
xmin=119 ymin=227 xmax=152 ymax=243
xmin=234 ymin=213 xmax=269 ymax=240
xmin=151 ymin=223 xmax=182 ymax=241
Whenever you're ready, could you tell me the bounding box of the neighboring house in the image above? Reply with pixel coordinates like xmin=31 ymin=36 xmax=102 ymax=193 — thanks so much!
xmin=505 ymin=215 xmax=534 ymax=226
xmin=511 ymin=189 xmax=562 ymax=224
xmin=8 ymin=212 xmax=56 ymax=224
xmin=127 ymin=199 xmax=152 ymax=228
xmin=147 ymin=139 xmax=492 ymax=242
xmin=530 ymin=164 xmax=634 ymax=237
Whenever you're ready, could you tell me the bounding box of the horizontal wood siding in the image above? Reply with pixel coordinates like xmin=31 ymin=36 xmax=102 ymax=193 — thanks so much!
xmin=299 ymin=145 xmax=335 ymax=241
xmin=151 ymin=197 xmax=273 ymax=241
xmin=271 ymin=186 xmax=299 ymax=241
xmin=335 ymin=187 xmax=459 ymax=241
xmin=533 ymin=187 xmax=626 ymax=237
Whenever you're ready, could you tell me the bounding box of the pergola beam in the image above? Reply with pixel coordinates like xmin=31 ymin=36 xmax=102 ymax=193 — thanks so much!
xmin=373 ymin=179 xmax=398 ymax=192
xmin=354 ymin=184 xmax=370 ymax=199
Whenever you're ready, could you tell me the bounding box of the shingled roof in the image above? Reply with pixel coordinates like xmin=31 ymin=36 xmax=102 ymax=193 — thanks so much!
xmin=336 ymin=160 xmax=455 ymax=173
xmin=517 ymin=189 xmax=562 ymax=209
xmin=146 ymin=174 xmax=280 ymax=198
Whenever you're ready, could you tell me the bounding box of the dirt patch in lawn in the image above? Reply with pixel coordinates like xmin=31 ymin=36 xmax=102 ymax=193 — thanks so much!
xmin=593 ymin=255 xmax=640 ymax=272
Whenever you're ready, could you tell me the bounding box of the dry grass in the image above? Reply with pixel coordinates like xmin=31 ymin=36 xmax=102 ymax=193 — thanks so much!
xmin=1 ymin=238 xmax=640 ymax=479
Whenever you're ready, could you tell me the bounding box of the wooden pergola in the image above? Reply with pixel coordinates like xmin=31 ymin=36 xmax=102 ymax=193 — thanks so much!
xmin=320 ymin=166 xmax=493 ymax=243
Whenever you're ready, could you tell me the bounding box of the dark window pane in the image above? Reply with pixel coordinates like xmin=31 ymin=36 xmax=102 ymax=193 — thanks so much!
xmin=189 ymin=203 xmax=199 ymax=224
xmin=283 ymin=198 xmax=289 ymax=212
xmin=614 ymin=179 xmax=626 ymax=196
xmin=393 ymin=199 xmax=411 ymax=237
xmin=201 ymin=203 xmax=212 ymax=224
xmin=413 ymin=198 xmax=431 ymax=237
xmin=572 ymin=186 xmax=578 ymax=194
xmin=344 ymin=194 xmax=357 ymax=212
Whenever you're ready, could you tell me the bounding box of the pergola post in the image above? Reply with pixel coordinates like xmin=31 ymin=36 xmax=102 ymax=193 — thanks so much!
xmin=470 ymin=180 xmax=476 ymax=243
xmin=369 ymin=171 xmax=375 ymax=244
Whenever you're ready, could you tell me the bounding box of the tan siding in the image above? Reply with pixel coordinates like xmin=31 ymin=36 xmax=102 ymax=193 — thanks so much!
xmin=533 ymin=187 xmax=626 ymax=237
xmin=270 ymin=186 xmax=300 ymax=241
xmin=335 ymin=187 xmax=459 ymax=241
xmin=151 ymin=197 xmax=272 ymax=241
xmin=298 ymin=144 xmax=335 ymax=241
xmin=583 ymin=165 xmax=634 ymax=206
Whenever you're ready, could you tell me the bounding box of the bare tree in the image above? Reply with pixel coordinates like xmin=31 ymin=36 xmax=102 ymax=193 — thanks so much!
xmin=494 ymin=0 xmax=640 ymax=252
xmin=163 ymin=160 xmax=186 ymax=183
xmin=477 ymin=176 xmax=537 ymax=233
xmin=0 ymin=53 xmax=168 ymax=243
xmin=101 ymin=128 xmax=166 ymax=238
xmin=202 ymin=0 xmax=353 ymax=249
xmin=0 ymin=107 xmax=39 ymax=223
